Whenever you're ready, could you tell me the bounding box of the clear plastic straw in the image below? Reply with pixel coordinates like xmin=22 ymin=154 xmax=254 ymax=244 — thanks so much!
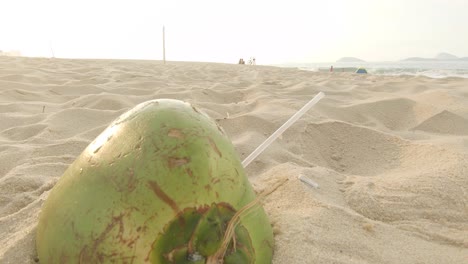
xmin=242 ymin=92 xmax=325 ymax=168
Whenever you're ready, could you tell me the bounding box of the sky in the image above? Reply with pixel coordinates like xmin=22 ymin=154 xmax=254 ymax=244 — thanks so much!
xmin=1 ymin=0 xmax=467 ymax=64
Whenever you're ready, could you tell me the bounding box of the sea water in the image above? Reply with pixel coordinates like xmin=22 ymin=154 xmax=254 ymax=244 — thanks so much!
xmin=276 ymin=61 xmax=468 ymax=79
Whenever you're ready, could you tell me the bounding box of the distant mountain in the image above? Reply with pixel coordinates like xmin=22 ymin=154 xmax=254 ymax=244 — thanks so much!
xmin=337 ymin=57 xmax=365 ymax=62
xmin=402 ymin=57 xmax=433 ymax=61
xmin=435 ymin=52 xmax=458 ymax=60
xmin=402 ymin=53 xmax=464 ymax=62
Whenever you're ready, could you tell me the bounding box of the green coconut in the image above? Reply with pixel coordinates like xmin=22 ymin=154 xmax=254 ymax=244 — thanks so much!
xmin=36 ymin=99 xmax=274 ymax=263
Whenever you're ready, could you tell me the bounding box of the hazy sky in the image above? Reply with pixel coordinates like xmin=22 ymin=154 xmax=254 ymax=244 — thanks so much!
xmin=1 ymin=0 xmax=467 ymax=64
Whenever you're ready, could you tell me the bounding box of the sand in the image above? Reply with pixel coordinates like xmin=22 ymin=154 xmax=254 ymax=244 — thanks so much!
xmin=0 ymin=56 xmax=467 ymax=263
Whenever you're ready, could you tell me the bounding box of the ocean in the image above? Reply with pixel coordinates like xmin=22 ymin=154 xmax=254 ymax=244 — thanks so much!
xmin=276 ymin=61 xmax=468 ymax=79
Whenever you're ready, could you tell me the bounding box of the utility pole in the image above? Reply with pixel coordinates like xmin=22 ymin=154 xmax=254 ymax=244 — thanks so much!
xmin=163 ymin=26 xmax=166 ymax=64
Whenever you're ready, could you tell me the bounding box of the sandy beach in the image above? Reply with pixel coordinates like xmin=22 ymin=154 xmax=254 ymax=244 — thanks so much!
xmin=0 ymin=56 xmax=467 ymax=263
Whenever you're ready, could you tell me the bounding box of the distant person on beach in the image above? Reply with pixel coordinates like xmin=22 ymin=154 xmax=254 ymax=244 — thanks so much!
xmin=239 ymin=58 xmax=245 ymax=64
xmin=253 ymin=57 xmax=256 ymax=65
xmin=330 ymin=66 xmax=334 ymax=72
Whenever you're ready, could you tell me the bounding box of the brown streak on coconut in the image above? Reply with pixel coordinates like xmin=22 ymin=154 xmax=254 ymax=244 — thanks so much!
xmin=147 ymin=181 xmax=181 ymax=214
xmin=207 ymin=137 xmax=222 ymax=158
xmin=168 ymin=157 xmax=190 ymax=168
xmin=185 ymin=168 xmax=194 ymax=178
xmin=167 ymin=128 xmax=185 ymax=139
xmin=79 ymin=212 xmax=125 ymax=263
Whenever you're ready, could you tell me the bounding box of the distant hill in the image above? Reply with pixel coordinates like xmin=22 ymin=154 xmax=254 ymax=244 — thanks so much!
xmin=402 ymin=52 xmax=463 ymax=62
xmin=459 ymin=57 xmax=468 ymax=61
xmin=337 ymin=57 xmax=365 ymax=62
xmin=435 ymin=52 xmax=458 ymax=60
xmin=402 ymin=57 xmax=433 ymax=61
